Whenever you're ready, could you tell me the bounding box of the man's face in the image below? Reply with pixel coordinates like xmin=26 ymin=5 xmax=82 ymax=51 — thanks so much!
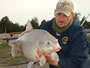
xmin=55 ymin=12 xmax=74 ymax=28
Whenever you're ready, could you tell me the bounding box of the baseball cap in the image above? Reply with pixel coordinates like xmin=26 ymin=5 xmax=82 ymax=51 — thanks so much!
xmin=56 ymin=0 xmax=74 ymax=16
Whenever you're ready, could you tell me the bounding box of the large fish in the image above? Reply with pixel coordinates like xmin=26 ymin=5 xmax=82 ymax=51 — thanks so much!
xmin=9 ymin=21 xmax=61 ymax=68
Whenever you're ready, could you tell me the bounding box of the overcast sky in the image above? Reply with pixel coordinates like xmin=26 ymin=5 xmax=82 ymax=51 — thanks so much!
xmin=0 ymin=0 xmax=90 ymax=25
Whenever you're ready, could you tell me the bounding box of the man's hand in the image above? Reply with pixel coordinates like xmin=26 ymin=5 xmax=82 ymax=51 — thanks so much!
xmin=36 ymin=49 xmax=58 ymax=67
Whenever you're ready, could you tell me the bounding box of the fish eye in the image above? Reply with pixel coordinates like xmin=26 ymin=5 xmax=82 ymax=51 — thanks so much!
xmin=47 ymin=41 xmax=50 ymax=45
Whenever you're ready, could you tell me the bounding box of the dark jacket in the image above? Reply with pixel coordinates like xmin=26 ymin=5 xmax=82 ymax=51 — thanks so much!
xmin=40 ymin=19 xmax=88 ymax=68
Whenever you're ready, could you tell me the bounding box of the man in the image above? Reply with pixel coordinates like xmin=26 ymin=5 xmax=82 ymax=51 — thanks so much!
xmin=37 ymin=0 xmax=88 ymax=68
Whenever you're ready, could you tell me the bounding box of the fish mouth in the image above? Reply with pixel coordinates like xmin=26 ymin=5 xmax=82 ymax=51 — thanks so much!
xmin=55 ymin=47 xmax=61 ymax=52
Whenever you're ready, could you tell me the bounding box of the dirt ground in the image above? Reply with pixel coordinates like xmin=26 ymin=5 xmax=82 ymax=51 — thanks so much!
xmin=0 ymin=63 xmax=49 ymax=68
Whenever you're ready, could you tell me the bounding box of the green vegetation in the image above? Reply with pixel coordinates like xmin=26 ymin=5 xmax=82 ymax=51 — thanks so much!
xmin=0 ymin=16 xmax=25 ymax=33
xmin=0 ymin=41 xmax=10 ymax=50
xmin=0 ymin=16 xmax=43 ymax=33
xmin=0 ymin=41 xmax=29 ymax=65
xmin=88 ymin=36 xmax=90 ymax=42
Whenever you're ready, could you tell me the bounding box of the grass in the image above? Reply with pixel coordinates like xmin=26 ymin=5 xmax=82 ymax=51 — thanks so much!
xmin=88 ymin=36 xmax=90 ymax=42
xmin=0 ymin=41 xmax=29 ymax=66
xmin=0 ymin=41 xmax=10 ymax=50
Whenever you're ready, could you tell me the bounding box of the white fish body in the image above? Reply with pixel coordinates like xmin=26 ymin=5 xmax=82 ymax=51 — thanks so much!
xmin=9 ymin=21 xmax=61 ymax=67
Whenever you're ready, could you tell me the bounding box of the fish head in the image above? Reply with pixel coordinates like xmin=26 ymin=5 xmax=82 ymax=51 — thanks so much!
xmin=50 ymin=39 xmax=61 ymax=52
xmin=39 ymin=39 xmax=54 ymax=53
xmin=39 ymin=37 xmax=60 ymax=64
xmin=39 ymin=32 xmax=61 ymax=53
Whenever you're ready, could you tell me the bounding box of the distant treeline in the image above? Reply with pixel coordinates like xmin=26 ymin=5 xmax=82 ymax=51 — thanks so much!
xmin=0 ymin=16 xmax=46 ymax=33
xmin=0 ymin=13 xmax=90 ymax=33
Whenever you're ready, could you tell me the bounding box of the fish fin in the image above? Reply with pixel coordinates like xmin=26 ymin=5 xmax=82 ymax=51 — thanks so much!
xmin=51 ymin=52 xmax=59 ymax=63
xmin=27 ymin=61 xmax=34 ymax=68
xmin=8 ymin=40 xmax=18 ymax=57
xmin=19 ymin=20 xmax=33 ymax=37
xmin=39 ymin=55 xmax=46 ymax=66
xmin=25 ymin=20 xmax=33 ymax=31
xmin=8 ymin=39 xmax=22 ymax=57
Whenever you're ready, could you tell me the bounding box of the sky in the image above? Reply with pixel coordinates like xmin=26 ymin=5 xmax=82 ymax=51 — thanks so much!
xmin=0 ymin=0 xmax=90 ymax=25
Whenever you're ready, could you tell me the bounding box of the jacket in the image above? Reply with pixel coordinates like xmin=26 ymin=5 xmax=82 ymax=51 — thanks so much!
xmin=40 ymin=19 xmax=88 ymax=68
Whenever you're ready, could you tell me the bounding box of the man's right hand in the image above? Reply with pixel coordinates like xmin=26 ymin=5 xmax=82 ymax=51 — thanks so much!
xmin=36 ymin=49 xmax=58 ymax=67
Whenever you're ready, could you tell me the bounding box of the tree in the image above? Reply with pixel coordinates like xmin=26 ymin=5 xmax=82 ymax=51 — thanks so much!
xmin=88 ymin=22 xmax=90 ymax=29
xmin=73 ymin=13 xmax=81 ymax=22
xmin=0 ymin=16 xmax=25 ymax=33
xmin=0 ymin=21 xmax=3 ymax=33
xmin=30 ymin=17 xmax=39 ymax=29
xmin=39 ymin=20 xmax=46 ymax=28
xmin=80 ymin=16 xmax=90 ymax=29
xmin=0 ymin=16 xmax=13 ymax=33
